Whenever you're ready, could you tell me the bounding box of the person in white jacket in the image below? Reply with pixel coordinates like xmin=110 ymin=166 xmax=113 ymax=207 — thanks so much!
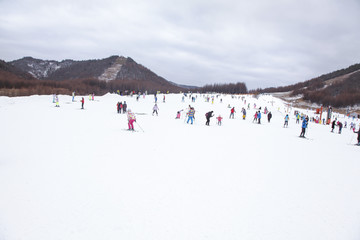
xmin=152 ymin=104 xmax=159 ymax=116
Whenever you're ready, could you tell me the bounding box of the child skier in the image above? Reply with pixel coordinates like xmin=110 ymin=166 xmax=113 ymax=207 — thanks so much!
xmin=175 ymin=110 xmax=182 ymax=119
xmin=127 ymin=109 xmax=136 ymax=131
xmin=205 ymin=111 xmax=214 ymax=126
xmin=217 ymin=115 xmax=223 ymax=125
xmin=152 ymin=104 xmax=159 ymax=116
xmin=253 ymin=112 xmax=258 ymax=123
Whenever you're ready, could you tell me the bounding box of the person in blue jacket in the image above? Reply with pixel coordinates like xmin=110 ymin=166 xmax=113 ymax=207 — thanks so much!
xmin=284 ymin=114 xmax=289 ymax=127
xmin=300 ymin=116 xmax=308 ymax=137
xmin=257 ymin=111 xmax=261 ymax=124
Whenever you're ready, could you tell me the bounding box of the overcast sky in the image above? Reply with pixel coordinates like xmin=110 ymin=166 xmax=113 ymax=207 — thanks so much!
xmin=1 ymin=0 xmax=360 ymax=89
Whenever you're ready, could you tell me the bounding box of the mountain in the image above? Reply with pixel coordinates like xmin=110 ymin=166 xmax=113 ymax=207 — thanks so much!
xmin=10 ymin=56 xmax=176 ymax=84
xmin=2 ymin=56 xmax=188 ymax=95
xmin=0 ymin=59 xmax=34 ymax=80
xmin=251 ymin=63 xmax=360 ymax=108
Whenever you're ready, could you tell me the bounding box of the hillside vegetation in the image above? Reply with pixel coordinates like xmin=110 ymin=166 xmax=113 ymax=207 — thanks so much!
xmin=251 ymin=63 xmax=360 ymax=107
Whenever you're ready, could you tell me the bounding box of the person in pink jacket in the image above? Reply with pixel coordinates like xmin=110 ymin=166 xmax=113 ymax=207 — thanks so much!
xmin=127 ymin=109 xmax=136 ymax=130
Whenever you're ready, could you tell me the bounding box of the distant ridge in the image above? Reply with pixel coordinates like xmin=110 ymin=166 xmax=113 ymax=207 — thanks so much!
xmin=251 ymin=63 xmax=360 ymax=107
xmin=1 ymin=56 xmax=190 ymax=95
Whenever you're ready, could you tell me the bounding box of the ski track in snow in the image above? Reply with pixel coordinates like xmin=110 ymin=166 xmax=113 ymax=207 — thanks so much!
xmin=0 ymin=93 xmax=359 ymax=240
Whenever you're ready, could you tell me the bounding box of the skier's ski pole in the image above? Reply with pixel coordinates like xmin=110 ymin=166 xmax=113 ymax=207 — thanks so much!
xmin=135 ymin=121 xmax=144 ymax=132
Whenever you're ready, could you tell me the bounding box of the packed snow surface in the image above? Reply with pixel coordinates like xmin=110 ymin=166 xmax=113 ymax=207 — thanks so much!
xmin=0 ymin=93 xmax=359 ymax=240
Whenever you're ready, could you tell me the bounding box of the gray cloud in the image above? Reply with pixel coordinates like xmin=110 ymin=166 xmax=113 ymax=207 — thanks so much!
xmin=1 ymin=0 xmax=360 ymax=89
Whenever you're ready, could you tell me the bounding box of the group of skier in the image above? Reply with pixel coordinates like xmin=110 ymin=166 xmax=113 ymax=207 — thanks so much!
xmin=125 ymin=94 xmax=360 ymax=145
xmin=54 ymin=92 xmax=360 ymax=145
xmin=116 ymin=101 xmax=127 ymax=114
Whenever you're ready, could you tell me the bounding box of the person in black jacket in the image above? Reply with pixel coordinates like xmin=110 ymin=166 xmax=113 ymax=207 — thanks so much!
xmin=338 ymin=121 xmax=343 ymax=134
xmin=331 ymin=119 xmax=337 ymax=132
xmin=354 ymin=128 xmax=360 ymax=145
xmin=205 ymin=111 xmax=214 ymax=126
xmin=122 ymin=101 xmax=127 ymax=113
xmin=267 ymin=112 xmax=272 ymax=123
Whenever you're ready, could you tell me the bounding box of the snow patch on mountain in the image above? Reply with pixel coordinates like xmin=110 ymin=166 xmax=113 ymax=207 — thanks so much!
xmin=98 ymin=57 xmax=124 ymax=81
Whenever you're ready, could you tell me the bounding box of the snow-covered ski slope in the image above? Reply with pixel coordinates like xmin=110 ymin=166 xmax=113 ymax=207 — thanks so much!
xmin=0 ymin=93 xmax=359 ymax=240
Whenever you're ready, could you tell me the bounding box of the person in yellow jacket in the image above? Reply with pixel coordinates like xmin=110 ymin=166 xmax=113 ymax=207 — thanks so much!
xmin=187 ymin=107 xmax=195 ymax=124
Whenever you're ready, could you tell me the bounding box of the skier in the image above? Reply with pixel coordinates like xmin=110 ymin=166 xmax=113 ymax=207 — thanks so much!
xmin=353 ymin=128 xmax=360 ymax=145
xmin=331 ymin=119 xmax=337 ymax=132
xmin=72 ymin=91 xmax=75 ymax=102
xmin=122 ymin=101 xmax=127 ymax=113
xmin=300 ymin=116 xmax=308 ymax=137
xmin=230 ymin=107 xmax=235 ymax=119
xmin=296 ymin=112 xmax=300 ymax=124
xmin=217 ymin=115 xmax=223 ymax=125
xmin=119 ymin=102 xmax=123 ymax=113
xmin=268 ymin=112 xmax=272 ymax=123
xmin=175 ymin=110 xmax=182 ymax=119
xmin=338 ymin=121 xmax=343 ymax=134
xmin=242 ymin=108 xmax=246 ymax=120
xmin=55 ymin=95 xmax=60 ymax=107
xmin=117 ymin=102 xmax=120 ymax=113
xmin=187 ymin=107 xmax=195 ymax=124
xmin=284 ymin=114 xmax=289 ymax=127
xmin=127 ymin=109 xmax=136 ymax=131
xmin=81 ymin=97 xmax=84 ymax=109
xmin=152 ymin=103 xmax=159 ymax=116
xmin=253 ymin=111 xmax=258 ymax=123
xmin=257 ymin=111 xmax=261 ymax=124
xmin=205 ymin=111 xmax=214 ymax=126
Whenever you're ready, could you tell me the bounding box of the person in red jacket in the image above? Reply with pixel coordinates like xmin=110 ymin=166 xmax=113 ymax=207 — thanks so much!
xmin=229 ymin=107 xmax=235 ymax=119
xmin=81 ymin=97 xmax=84 ymax=109
xmin=217 ymin=115 xmax=223 ymax=126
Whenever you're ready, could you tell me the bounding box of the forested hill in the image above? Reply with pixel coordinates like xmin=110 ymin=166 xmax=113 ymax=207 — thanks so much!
xmin=251 ymin=63 xmax=360 ymax=107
